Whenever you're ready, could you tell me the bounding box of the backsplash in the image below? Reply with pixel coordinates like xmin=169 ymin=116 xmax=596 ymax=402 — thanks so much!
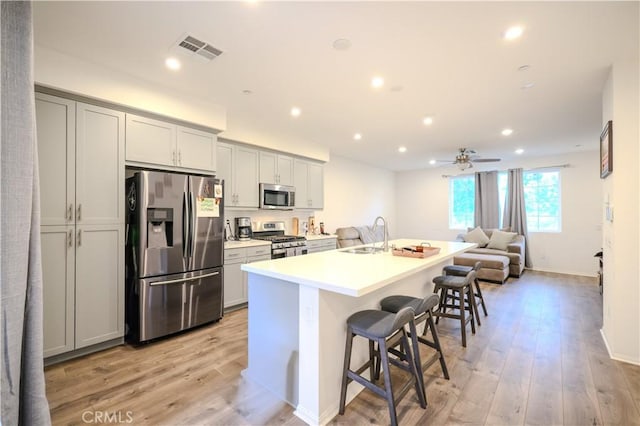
xmin=224 ymin=209 xmax=328 ymax=237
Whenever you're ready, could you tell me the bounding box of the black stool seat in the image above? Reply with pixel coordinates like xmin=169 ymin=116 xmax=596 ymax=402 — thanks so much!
xmin=339 ymin=306 xmax=426 ymax=426
xmin=433 ymin=275 xmax=468 ymax=288
xmin=379 ymin=293 xmax=449 ymax=401
xmin=443 ymin=264 xmax=473 ymax=276
xmin=379 ymin=294 xmax=438 ymax=315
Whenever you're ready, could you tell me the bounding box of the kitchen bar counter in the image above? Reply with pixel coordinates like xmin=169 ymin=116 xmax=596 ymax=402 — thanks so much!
xmin=241 ymin=239 xmax=475 ymax=425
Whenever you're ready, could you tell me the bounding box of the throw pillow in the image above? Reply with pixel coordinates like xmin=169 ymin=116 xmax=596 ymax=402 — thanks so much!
xmin=486 ymin=230 xmax=517 ymax=251
xmin=463 ymin=227 xmax=490 ymax=247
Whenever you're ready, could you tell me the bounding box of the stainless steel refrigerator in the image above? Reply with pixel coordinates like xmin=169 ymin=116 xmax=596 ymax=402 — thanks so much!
xmin=125 ymin=170 xmax=224 ymax=343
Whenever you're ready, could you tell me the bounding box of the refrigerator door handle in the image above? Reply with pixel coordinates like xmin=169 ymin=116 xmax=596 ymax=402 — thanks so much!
xmin=188 ymin=191 xmax=195 ymax=259
xmin=182 ymin=192 xmax=189 ymax=259
xmin=149 ymin=271 xmax=220 ymax=286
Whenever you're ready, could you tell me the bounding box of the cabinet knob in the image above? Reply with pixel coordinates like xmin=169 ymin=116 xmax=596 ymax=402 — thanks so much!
xmin=68 ymin=204 xmax=73 ymax=222
xmin=77 ymin=204 xmax=82 ymax=221
xmin=68 ymin=229 xmax=73 ymax=248
xmin=77 ymin=229 xmax=82 ymax=247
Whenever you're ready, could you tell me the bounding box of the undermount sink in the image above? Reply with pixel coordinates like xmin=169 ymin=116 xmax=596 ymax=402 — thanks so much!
xmin=342 ymin=246 xmax=384 ymax=254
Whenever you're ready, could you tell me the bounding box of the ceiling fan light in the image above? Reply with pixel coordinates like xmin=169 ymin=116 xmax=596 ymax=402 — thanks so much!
xmin=457 ymin=161 xmax=472 ymax=171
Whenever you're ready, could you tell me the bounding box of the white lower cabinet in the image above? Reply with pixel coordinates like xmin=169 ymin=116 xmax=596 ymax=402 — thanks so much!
xmin=306 ymin=237 xmax=337 ymax=254
xmin=41 ymin=227 xmax=75 ymax=357
xmin=223 ymin=245 xmax=271 ymax=309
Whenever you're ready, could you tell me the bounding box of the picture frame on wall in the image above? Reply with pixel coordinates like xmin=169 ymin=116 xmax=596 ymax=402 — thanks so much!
xmin=600 ymin=120 xmax=613 ymax=179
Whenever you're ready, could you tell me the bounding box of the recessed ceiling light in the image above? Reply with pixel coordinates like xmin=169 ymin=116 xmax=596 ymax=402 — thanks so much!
xmin=429 ymin=159 xmax=436 ymax=165
xmin=371 ymin=76 xmax=384 ymax=89
xmin=242 ymin=89 xmax=253 ymax=95
xmin=518 ymin=65 xmax=531 ymax=72
xmin=333 ymin=38 xmax=351 ymax=51
xmin=503 ymin=26 xmax=524 ymax=40
xmin=423 ymin=117 xmax=434 ymax=126
xmin=398 ymin=146 xmax=407 ymax=153
xmin=502 ymin=128 xmax=513 ymax=136
xmin=290 ymin=107 xmax=301 ymax=117
xmin=353 ymin=133 xmax=362 ymax=141
xmin=521 ymin=82 xmax=535 ymax=90
xmin=165 ymin=57 xmax=181 ymax=71
xmin=515 ymin=148 xmax=524 ymax=155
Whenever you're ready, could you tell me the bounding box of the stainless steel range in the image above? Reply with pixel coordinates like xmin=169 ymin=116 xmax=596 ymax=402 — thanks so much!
xmin=252 ymin=221 xmax=307 ymax=259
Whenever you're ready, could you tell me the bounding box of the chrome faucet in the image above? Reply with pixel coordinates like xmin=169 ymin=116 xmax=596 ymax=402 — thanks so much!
xmin=371 ymin=216 xmax=389 ymax=252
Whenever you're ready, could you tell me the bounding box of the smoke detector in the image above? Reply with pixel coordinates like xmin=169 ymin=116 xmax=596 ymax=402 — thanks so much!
xmin=172 ymin=34 xmax=223 ymax=62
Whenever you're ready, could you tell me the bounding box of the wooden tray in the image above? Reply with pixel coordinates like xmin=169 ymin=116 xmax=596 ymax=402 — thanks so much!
xmin=392 ymin=246 xmax=441 ymax=259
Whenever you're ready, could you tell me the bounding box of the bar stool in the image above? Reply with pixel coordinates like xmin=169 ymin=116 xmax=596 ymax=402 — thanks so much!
xmin=379 ymin=293 xmax=450 ymax=401
xmin=443 ymin=261 xmax=488 ymax=321
xmin=432 ymin=271 xmax=478 ymax=347
xmin=339 ymin=307 xmax=426 ymax=426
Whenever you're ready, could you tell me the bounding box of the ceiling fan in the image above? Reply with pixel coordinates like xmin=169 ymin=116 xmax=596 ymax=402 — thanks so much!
xmin=441 ymin=148 xmax=501 ymax=170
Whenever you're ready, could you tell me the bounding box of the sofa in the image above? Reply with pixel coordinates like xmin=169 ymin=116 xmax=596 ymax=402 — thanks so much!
xmin=336 ymin=226 xmax=385 ymax=248
xmin=455 ymin=227 xmax=526 ymax=283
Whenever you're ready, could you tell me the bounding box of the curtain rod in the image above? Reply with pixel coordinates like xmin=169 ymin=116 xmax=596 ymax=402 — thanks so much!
xmin=440 ymin=163 xmax=570 ymax=178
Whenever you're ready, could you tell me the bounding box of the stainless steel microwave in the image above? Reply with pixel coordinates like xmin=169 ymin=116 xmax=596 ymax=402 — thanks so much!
xmin=259 ymin=183 xmax=295 ymax=210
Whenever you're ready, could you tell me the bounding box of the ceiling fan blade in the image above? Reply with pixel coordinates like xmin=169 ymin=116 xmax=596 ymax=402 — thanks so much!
xmin=472 ymin=158 xmax=501 ymax=163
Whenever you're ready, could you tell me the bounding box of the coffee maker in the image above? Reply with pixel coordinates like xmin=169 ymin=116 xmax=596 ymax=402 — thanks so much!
xmin=235 ymin=217 xmax=252 ymax=241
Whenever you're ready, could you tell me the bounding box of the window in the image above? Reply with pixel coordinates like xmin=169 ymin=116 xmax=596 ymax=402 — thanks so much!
xmin=522 ymin=170 xmax=561 ymax=232
xmin=449 ymin=175 xmax=475 ymax=229
xmin=450 ymin=170 xmax=561 ymax=232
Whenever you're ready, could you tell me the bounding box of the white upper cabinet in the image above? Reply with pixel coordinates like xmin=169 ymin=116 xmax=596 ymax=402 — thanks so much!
xmin=35 ymin=94 xmax=75 ymax=226
xmin=76 ymin=103 xmax=125 ymax=225
xmin=177 ymin=126 xmax=216 ymax=172
xmin=216 ymin=142 xmax=259 ymax=208
xmin=234 ymin=146 xmax=260 ymax=207
xmin=260 ymin=152 xmax=293 ymax=185
xmin=125 ymin=114 xmax=216 ymax=174
xmin=294 ymin=159 xmax=324 ymax=209
xmin=125 ymin=114 xmax=175 ymax=167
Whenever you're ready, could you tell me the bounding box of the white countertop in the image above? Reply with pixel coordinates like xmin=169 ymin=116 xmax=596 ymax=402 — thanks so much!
xmin=304 ymin=234 xmax=337 ymax=241
xmin=224 ymin=239 xmax=271 ymax=250
xmin=241 ymin=239 xmax=476 ymax=297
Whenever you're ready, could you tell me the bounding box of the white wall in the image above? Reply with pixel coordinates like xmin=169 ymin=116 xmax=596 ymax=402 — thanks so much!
xmin=225 ymin=155 xmax=396 ymax=237
xmin=395 ymin=150 xmax=602 ymax=277
xmin=601 ymin=58 xmax=640 ymax=365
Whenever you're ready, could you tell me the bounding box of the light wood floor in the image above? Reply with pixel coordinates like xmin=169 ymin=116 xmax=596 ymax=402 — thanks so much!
xmin=45 ymin=271 xmax=640 ymax=425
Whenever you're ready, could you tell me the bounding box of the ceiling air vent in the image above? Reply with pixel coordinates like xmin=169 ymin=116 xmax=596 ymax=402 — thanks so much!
xmin=174 ymin=34 xmax=223 ymax=62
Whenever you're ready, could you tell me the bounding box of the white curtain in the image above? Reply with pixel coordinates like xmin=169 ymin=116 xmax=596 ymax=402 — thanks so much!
xmin=502 ymin=168 xmax=532 ymax=268
xmin=1 ymin=1 xmax=52 ymax=423
xmin=474 ymin=171 xmax=500 ymax=229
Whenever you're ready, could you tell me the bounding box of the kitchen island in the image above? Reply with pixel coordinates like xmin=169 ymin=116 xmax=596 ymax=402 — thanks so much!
xmin=241 ymin=239 xmax=475 ymax=425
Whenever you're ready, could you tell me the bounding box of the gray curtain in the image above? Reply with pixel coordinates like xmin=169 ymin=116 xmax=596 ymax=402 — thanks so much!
xmin=1 ymin=2 xmax=52 ymax=424
xmin=502 ymin=168 xmax=532 ymax=268
xmin=474 ymin=171 xmax=499 ymax=229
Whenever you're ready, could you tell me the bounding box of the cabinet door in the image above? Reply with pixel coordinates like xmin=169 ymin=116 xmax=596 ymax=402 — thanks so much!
xmin=294 ymin=160 xmax=309 ymax=208
xmin=277 ymin=155 xmax=294 ymax=185
xmin=177 ymin=126 xmax=216 ymax=173
xmin=76 ymin=103 xmax=125 ymax=225
xmin=259 ymin=151 xmax=277 ymax=184
xmin=75 ymin=225 xmax=124 ymax=348
xmin=41 ymin=226 xmax=75 ymax=357
xmin=234 ymin=146 xmax=259 ymax=208
xmin=125 ymin=114 xmax=175 ymax=167
xmin=216 ymin=142 xmax=234 ymax=204
xmin=223 ymin=261 xmax=245 ymax=308
xmin=35 ymin=93 xmax=75 ymax=226
xmin=308 ymin=162 xmax=324 ymax=209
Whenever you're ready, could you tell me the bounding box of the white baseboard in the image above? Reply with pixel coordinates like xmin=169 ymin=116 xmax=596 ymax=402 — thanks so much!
xmin=600 ymin=329 xmax=640 ymax=366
